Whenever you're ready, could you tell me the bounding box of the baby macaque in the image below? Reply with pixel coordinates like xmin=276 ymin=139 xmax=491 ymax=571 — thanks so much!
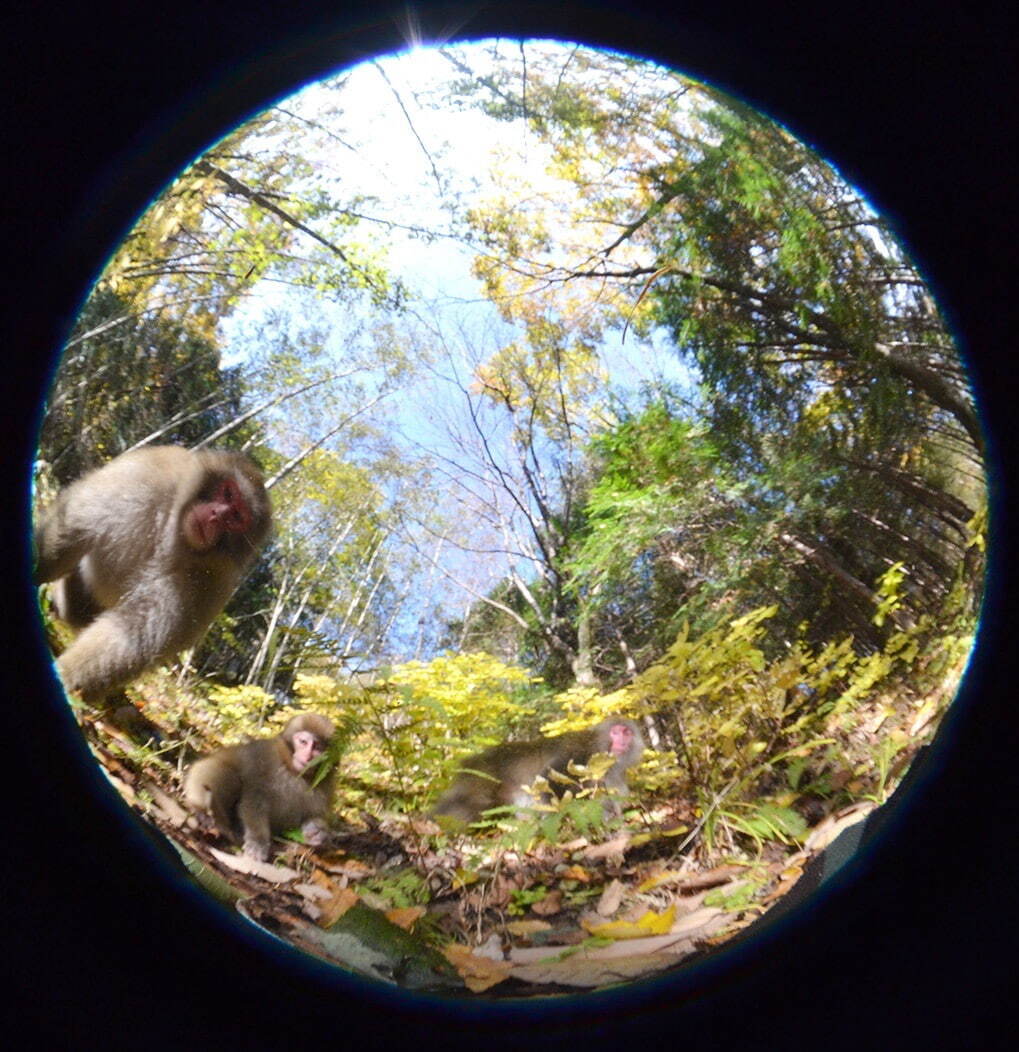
xmin=34 ymin=445 xmax=271 ymax=701
xmin=432 ymin=717 xmax=644 ymax=824
xmin=183 ymin=713 xmax=335 ymax=861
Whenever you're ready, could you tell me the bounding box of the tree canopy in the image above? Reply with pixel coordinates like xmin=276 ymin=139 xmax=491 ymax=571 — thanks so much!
xmin=35 ymin=43 xmax=984 ymax=931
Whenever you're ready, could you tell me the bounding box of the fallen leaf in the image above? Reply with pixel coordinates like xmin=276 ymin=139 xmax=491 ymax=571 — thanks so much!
xmin=596 ymin=879 xmax=624 ymax=916
xmin=909 ymin=699 xmax=939 ymax=736
xmin=506 ymin=919 xmax=552 ymax=936
xmin=672 ymin=864 xmax=744 ymax=891
xmin=209 ymin=847 xmax=300 ymax=883
xmin=103 ymin=769 xmax=136 ymax=802
xmin=560 ymin=864 xmax=591 ymax=882
xmin=580 ymin=834 xmax=630 ymax=862
xmin=146 ymin=784 xmax=188 ymax=827
xmin=626 ymin=826 xmax=690 ymax=849
xmin=320 ymin=857 xmax=374 ymax=880
xmin=803 ymin=802 xmax=875 ymax=853
xmin=561 ymin=837 xmax=590 ymax=851
xmin=864 ymin=709 xmax=890 ymax=734
xmin=443 ymin=942 xmax=512 ymax=992
xmin=317 ymin=885 xmax=359 ymax=928
xmin=584 ymin=904 xmax=676 ymax=939
xmin=511 ymin=955 xmax=665 ymax=987
xmin=509 ymin=929 xmax=717 ymax=988
xmin=777 ymin=850 xmax=808 ymax=875
xmin=293 ymin=881 xmax=333 ymax=901
xmin=509 ymin=930 xmax=709 ymax=965
xmin=531 ymin=890 xmax=564 ymax=916
xmin=762 ymin=869 xmax=802 ymax=904
xmin=309 ymin=868 xmax=337 ymax=890
xmin=637 ymin=869 xmax=686 ymax=893
xmin=472 ymin=934 xmax=506 ymax=961
xmin=385 ymin=906 xmax=425 ymax=931
xmin=669 ymin=906 xmax=726 ymax=937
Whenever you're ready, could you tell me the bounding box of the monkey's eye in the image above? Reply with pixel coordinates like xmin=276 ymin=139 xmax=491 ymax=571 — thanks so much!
xmin=215 ymin=478 xmax=251 ymax=530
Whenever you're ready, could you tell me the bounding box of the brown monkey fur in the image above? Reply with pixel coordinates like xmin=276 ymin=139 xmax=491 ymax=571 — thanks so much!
xmin=34 ymin=445 xmax=271 ymax=701
xmin=183 ymin=713 xmax=335 ymax=861
xmin=432 ymin=717 xmax=644 ymax=824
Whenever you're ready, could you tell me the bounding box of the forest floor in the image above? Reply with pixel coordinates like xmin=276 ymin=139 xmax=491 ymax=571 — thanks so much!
xmin=75 ymin=678 xmax=944 ymax=998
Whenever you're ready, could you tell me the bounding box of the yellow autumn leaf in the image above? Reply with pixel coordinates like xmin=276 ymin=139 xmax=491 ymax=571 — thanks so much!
xmin=637 ymin=870 xmax=686 ymax=893
xmin=582 ymin=904 xmax=676 ymax=939
xmin=451 ymin=868 xmax=481 ymax=890
xmin=506 ymin=919 xmax=552 ymax=936
xmin=561 ymin=865 xmax=591 ymax=882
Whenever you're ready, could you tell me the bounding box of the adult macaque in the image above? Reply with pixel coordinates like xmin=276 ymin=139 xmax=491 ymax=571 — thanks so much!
xmin=34 ymin=446 xmax=271 ymax=701
xmin=183 ymin=713 xmax=335 ymax=861
xmin=432 ymin=717 xmax=644 ymax=824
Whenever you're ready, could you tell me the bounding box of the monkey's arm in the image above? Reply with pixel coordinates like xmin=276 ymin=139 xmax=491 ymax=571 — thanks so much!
xmin=236 ymin=790 xmax=274 ymax=860
xmin=33 ymin=496 xmax=93 ymax=583
xmin=54 ymin=578 xmax=192 ymax=701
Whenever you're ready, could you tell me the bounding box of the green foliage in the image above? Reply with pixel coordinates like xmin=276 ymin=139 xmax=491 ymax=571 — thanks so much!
xmin=386 ymin=653 xmax=541 ymax=737
xmin=100 ymin=112 xmax=402 ymax=332
xmin=298 ymin=589 xmax=971 ymax=857
xmin=718 ymin=803 xmax=809 ymax=849
xmin=566 ymin=404 xmax=735 ymax=607
xmin=38 ymin=45 xmax=983 ymax=879
xmin=278 ymin=657 xmax=548 ymax=815
xmin=468 ymin=772 xmax=627 ymax=852
xmin=452 ymin=43 xmax=984 ymax=663
xmin=40 ymin=289 xmax=253 ymax=485
xmin=361 ymin=870 xmax=431 ymax=909
xmin=872 ymin=562 xmax=909 ymax=628
xmin=192 ymin=684 xmax=278 ymax=741
xmin=704 ymin=878 xmax=765 ymax=912
xmin=507 ymin=886 xmax=553 ymax=916
xmin=862 ymin=733 xmax=912 ymax=802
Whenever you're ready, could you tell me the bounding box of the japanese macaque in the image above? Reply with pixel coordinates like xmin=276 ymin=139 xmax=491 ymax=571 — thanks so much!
xmin=34 ymin=446 xmax=271 ymax=701
xmin=183 ymin=713 xmax=335 ymax=861
xmin=432 ymin=717 xmax=644 ymax=824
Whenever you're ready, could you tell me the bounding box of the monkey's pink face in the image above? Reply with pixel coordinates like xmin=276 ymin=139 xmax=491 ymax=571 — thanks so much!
xmin=609 ymin=723 xmax=634 ymax=755
xmin=290 ymin=731 xmax=325 ymax=772
xmin=182 ymin=477 xmax=255 ymax=551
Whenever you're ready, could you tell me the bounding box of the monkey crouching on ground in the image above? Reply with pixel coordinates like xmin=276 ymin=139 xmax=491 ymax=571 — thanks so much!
xmin=34 ymin=445 xmax=272 ymax=702
xmin=183 ymin=713 xmax=335 ymax=861
xmin=432 ymin=717 xmax=644 ymax=825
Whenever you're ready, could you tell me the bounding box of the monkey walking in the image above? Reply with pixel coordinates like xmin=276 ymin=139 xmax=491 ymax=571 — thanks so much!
xmin=184 ymin=713 xmax=335 ymax=861
xmin=34 ymin=445 xmax=272 ymax=701
xmin=432 ymin=717 xmax=644 ymax=824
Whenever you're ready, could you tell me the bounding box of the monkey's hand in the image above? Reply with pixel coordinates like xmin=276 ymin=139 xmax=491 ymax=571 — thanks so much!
xmin=56 ymin=595 xmax=182 ymax=702
xmin=241 ymin=835 xmax=272 ymax=862
xmin=300 ymin=818 xmax=330 ymax=847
